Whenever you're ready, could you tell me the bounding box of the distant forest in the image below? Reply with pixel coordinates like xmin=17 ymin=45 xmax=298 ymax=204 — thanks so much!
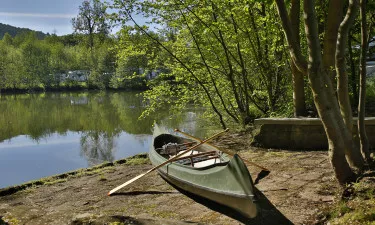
xmin=0 ymin=23 xmax=48 ymax=39
xmin=0 ymin=21 xmax=156 ymax=92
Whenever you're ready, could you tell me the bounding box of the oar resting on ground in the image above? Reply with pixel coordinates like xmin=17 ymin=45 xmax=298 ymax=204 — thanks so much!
xmin=107 ymin=128 xmax=229 ymax=196
xmin=175 ymin=129 xmax=270 ymax=184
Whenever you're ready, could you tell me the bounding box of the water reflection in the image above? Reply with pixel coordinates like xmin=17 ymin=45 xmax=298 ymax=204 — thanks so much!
xmin=80 ymin=131 xmax=117 ymax=166
xmin=0 ymin=91 xmax=218 ymax=188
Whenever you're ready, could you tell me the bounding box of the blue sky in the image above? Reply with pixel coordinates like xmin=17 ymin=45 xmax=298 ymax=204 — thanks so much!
xmin=0 ymin=0 xmax=83 ymax=35
xmin=0 ymin=0 xmax=153 ymax=36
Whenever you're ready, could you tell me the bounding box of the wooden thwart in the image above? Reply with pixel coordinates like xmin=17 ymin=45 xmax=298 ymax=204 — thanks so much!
xmin=172 ymin=150 xmax=220 ymax=167
xmin=172 ymin=150 xmax=217 ymax=161
xmin=175 ymin=129 xmax=270 ymax=172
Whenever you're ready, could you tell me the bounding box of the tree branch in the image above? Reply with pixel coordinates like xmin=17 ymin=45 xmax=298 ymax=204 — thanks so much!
xmin=275 ymin=0 xmax=308 ymax=74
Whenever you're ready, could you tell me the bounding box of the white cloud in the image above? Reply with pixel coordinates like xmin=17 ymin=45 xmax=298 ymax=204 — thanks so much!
xmin=0 ymin=12 xmax=75 ymax=19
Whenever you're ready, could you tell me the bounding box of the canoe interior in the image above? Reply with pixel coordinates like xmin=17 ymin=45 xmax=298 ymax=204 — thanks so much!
xmin=153 ymin=133 xmax=229 ymax=168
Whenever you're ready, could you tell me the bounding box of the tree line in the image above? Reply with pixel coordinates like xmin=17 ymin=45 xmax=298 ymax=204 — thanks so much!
xmin=0 ymin=31 xmax=116 ymax=91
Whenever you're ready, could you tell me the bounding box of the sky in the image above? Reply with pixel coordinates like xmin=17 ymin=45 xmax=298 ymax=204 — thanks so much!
xmin=0 ymin=0 xmax=85 ymax=36
xmin=0 ymin=0 xmax=154 ymax=36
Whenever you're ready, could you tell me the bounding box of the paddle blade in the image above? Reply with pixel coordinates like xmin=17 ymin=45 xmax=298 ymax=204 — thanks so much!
xmin=108 ymin=173 xmax=146 ymax=196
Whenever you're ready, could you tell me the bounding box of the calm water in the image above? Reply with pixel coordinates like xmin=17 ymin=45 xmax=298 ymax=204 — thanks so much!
xmin=0 ymin=91 xmax=218 ymax=188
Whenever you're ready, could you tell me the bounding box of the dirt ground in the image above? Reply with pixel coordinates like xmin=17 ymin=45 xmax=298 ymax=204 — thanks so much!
xmin=0 ymin=131 xmax=339 ymax=225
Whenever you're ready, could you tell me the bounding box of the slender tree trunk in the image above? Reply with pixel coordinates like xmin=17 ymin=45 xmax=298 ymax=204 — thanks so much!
xmin=348 ymin=36 xmax=359 ymax=105
xmin=289 ymin=0 xmax=307 ymax=117
xmin=336 ymin=0 xmax=358 ymax=132
xmin=335 ymin=0 xmax=365 ymax=169
xmin=291 ymin=63 xmax=306 ymax=116
xmin=358 ymin=0 xmax=371 ymax=162
xmin=180 ymin=9 xmax=240 ymax=124
xmin=302 ymin=0 xmax=356 ymax=184
xmin=275 ymin=0 xmax=308 ymax=74
xmin=322 ymin=0 xmax=344 ymax=85
xmin=211 ymin=4 xmax=247 ymax=124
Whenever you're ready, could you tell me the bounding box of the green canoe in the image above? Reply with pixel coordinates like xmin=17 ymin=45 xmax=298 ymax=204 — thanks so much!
xmin=149 ymin=126 xmax=258 ymax=218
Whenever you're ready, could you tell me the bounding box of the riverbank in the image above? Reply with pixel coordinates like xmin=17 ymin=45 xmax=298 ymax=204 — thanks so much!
xmin=0 ymin=86 xmax=147 ymax=95
xmin=0 ymin=131 xmax=364 ymax=225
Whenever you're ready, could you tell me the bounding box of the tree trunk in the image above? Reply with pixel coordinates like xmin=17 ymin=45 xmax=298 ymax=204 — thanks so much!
xmin=335 ymin=0 xmax=365 ymax=169
xmin=322 ymin=0 xmax=344 ymax=85
xmin=303 ymin=0 xmax=355 ymax=184
xmin=335 ymin=0 xmax=358 ymax=132
xmin=275 ymin=0 xmax=308 ymax=74
xmin=289 ymin=0 xmax=307 ymax=117
xmin=358 ymin=0 xmax=371 ymax=162
xmin=291 ymin=62 xmax=306 ymax=117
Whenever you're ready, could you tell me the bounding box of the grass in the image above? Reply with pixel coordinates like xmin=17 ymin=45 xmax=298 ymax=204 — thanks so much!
xmin=1 ymin=214 xmax=20 ymax=225
xmin=108 ymin=222 xmax=125 ymax=225
xmin=43 ymin=178 xmax=68 ymax=185
xmin=98 ymin=173 xmax=107 ymax=181
xmin=125 ymin=157 xmax=150 ymax=165
xmin=330 ymin=202 xmax=375 ymax=225
xmin=152 ymin=210 xmax=179 ymax=219
xmin=321 ymin=175 xmax=375 ymax=225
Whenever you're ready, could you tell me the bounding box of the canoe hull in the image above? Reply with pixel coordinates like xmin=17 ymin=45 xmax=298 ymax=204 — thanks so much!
xmin=157 ymin=165 xmax=258 ymax=218
xmin=149 ymin=126 xmax=257 ymax=218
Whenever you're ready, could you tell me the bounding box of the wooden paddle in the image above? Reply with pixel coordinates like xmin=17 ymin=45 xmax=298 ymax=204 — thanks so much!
xmin=175 ymin=129 xmax=270 ymax=172
xmin=107 ymin=128 xmax=229 ymax=196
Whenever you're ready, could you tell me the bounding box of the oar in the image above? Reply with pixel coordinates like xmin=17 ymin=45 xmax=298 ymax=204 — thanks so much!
xmin=174 ymin=129 xmax=270 ymax=172
xmin=107 ymin=128 xmax=229 ymax=196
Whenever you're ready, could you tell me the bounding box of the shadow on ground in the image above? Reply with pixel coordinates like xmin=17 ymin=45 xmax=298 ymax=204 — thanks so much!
xmin=71 ymin=215 xmax=202 ymax=225
xmin=0 ymin=217 xmax=9 ymax=225
xmin=166 ymin=177 xmax=293 ymax=225
xmin=110 ymin=190 xmax=179 ymax=196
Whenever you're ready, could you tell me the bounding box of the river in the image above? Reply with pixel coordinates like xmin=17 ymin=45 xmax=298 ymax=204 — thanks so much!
xmin=0 ymin=91 xmax=218 ymax=188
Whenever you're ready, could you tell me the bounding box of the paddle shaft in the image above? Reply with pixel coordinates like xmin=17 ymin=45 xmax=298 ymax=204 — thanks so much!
xmin=175 ymin=129 xmax=270 ymax=172
xmin=107 ymin=128 xmax=229 ymax=196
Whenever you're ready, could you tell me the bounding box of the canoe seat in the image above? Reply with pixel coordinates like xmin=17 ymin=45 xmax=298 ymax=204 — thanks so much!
xmin=172 ymin=151 xmax=222 ymax=168
xmin=193 ymin=157 xmax=221 ymax=168
xmin=177 ymin=150 xmax=200 ymax=158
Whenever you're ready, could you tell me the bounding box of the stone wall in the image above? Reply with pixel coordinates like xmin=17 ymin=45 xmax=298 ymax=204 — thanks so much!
xmin=251 ymin=117 xmax=375 ymax=150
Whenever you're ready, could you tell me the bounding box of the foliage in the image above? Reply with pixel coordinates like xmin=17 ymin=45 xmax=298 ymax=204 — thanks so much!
xmin=0 ymin=30 xmax=119 ymax=91
xmin=72 ymin=0 xmax=110 ymax=49
xmin=110 ymin=27 xmax=165 ymax=90
xmin=111 ymin=0 xmax=292 ymax=127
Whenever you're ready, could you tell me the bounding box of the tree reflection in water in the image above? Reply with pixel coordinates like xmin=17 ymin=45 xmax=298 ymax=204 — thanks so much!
xmin=0 ymin=91 xmax=217 ymax=166
xmin=80 ymin=130 xmax=119 ymax=166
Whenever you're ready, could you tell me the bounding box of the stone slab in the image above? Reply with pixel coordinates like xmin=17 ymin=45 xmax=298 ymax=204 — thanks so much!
xmin=252 ymin=117 xmax=375 ymax=150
